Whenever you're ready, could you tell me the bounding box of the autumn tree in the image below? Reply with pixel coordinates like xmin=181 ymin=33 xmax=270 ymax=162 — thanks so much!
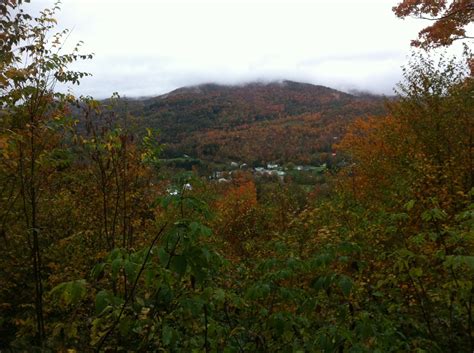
xmin=338 ymin=51 xmax=472 ymax=206
xmin=0 ymin=1 xmax=91 ymax=347
xmin=393 ymin=0 xmax=473 ymax=49
xmin=334 ymin=50 xmax=474 ymax=351
xmin=213 ymin=172 xmax=260 ymax=257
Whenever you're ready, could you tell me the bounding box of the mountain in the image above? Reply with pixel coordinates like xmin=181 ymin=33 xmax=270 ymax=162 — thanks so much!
xmin=125 ymin=80 xmax=387 ymax=164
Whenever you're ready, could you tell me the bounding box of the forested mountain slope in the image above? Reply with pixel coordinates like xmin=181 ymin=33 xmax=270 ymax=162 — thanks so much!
xmin=123 ymin=81 xmax=387 ymax=163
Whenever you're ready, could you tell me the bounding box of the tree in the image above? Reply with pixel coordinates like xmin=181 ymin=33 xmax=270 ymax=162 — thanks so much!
xmin=337 ymin=52 xmax=473 ymax=209
xmin=335 ymin=52 xmax=474 ymax=351
xmin=0 ymin=1 xmax=91 ymax=347
xmin=393 ymin=0 xmax=473 ymax=49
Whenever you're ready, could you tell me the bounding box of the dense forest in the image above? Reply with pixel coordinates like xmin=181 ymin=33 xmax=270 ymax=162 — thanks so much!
xmin=121 ymin=81 xmax=386 ymax=164
xmin=0 ymin=0 xmax=473 ymax=352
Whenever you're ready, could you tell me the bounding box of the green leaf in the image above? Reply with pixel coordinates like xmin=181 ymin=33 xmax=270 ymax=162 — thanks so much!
xmin=312 ymin=274 xmax=335 ymax=291
xmin=162 ymin=325 xmax=173 ymax=346
xmin=445 ymin=255 xmax=474 ymax=271
xmin=124 ymin=260 xmax=137 ymax=282
xmin=409 ymin=234 xmax=425 ymax=245
xmin=460 ymin=256 xmax=474 ymax=270
xmin=405 ymin=199 xmax=416 ymax=211
xmin=213 ymin=288 xmax=225 ymax=303
xmin=144 ymin=267 xmax=156 ymax=287
xmin=118 ymin=317 xmax=132 ymax=337
xmin=109 ymin=248 xmax=123 ymax=261
xmin=50 ymin=279 xmax=86 ymax=306
xmin=422 ymin=208 xmax=447 ymax=222
xmin=338 ymin=275 xmax=353 ymax=296
xmin=95 ymin=290 xmax=110 ymax=315
xmin=409 ymin=267 xmax=423 ymax=278
xmin=189 ymin=221 xmax=212 ymax=237
xmin=49 ymin=282 xmax=67 ymax=297
xmin=91 ymin=263 xmax=106 ymax=280
xmin=68 ymin=279 xmax=87 ymax=304
xmin=111 ymin=258 xmax=122 ymax=280
xmin=158 ymin=246 xmax=170 ymax=267
xmin=171 ymin=255 xmax=187 ymax=276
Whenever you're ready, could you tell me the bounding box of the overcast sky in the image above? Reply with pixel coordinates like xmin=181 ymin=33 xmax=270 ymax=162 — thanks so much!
xmin=26 ymin=0 xmax=466 ymax=98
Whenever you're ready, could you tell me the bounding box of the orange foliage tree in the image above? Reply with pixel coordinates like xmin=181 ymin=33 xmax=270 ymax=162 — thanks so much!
xmin=335 ymin=115 xmax=407 ymax=206
xmin=213 ymin=173 xmax=259 ymax=256
xmin=393 ymin=0 xmax=473 ymax=49
xmin=337 ymin=52 xmax=473 ymax=212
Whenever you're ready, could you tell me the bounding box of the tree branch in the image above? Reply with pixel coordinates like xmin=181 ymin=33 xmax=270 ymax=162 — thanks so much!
xmin=95 ymin=222 xmax=167 ymax=352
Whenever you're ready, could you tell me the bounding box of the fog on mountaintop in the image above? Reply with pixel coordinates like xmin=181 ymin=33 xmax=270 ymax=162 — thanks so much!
xmin=28 ymin=0 xmax=465 ymax=98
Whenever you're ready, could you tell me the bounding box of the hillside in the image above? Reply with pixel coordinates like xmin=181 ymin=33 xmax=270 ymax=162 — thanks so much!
xmin=125 ymin=80 xmax=387 ymax=164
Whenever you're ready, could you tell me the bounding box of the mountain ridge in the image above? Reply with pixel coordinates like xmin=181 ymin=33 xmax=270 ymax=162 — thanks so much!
xmin=118 ymin=80 xmax=387 ymax=106
xmin=121 ymin=80 xmax=387 ymax=164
